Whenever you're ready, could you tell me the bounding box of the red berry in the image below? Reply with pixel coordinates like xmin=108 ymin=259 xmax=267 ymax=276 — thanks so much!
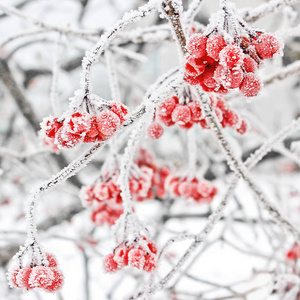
xmin=206 ymin=35 xmax=227 ymax=60
xmin=128 ymin=249 xmax=145 ymax=269
xmin=239 ymin=74 xmax=261 ymax=97
xmin=215 ymin=65 xmax=244 ymax=89
xmin=16 ymin=267 xmax=32 ymax=289
xmin=172 ymin=105 xmax=191 ymax=125
xmin=178 ymin=121 xmax=193 ymax=129
xmin=254 ymin=34 xmax=281 ymax=59
xmin=97 ymin=111 xmax=120 ymax=136
xmin=188 ymin=101 xmax=202 ymax=121
xmin=46 ymin=253 xmax=58 ymax=268
xmin=55 ymin=128 xmax=83 ymax=149
xmin=44 ymin=268 xmax=63 ymax=292
xmin=185 ymin=55 xmax=206 ymax=76
xmin=187 ymin=33 xmax=208 ymax=58
xmin=236 ymin=120 xmax=249 ymax=135
xmin=40 ymin=116 xmax=63 ymax=139
xmin=222 ymin=110 xmax=240 ymax=128
xmin=143 ymin=254 xmax=157 ymax=272
xmin=8 ymin=269 xmax=20 ymax=288
xmin=219 ymin=45 xmax=244 ymax=69
xmin=216 ymin=99 xmax=228 ymax=112
xmin=114 ymin=246 xmax=130 ymax=267
xmin=202 ymin=66 xmax=217 ymax=88
xmin=29 ymin=266 xmax=54 ymax=289
xmin=286 ymin=250 xmax=298 ymax=261
xmin=243 ymin=55 xmax=257 ymax=73
xmin=147 ymin=122 xmax=164 ymax=139
xmin=110 ymin=101 xmax=129 ymax=124
xmin=157 ymin=97 xmax=178 ymax=117
xmin=86 ymin=116 xmax=99 ymax=138
xmin=184 ymin=73 xmax=202 ymax=86
xmin=198 ymin=180 xmax=213 ymax=197
xmin=65 ymin=112 xmax=91 ymax=135
xmin=103 ymin=254 xmax=120 ymax=272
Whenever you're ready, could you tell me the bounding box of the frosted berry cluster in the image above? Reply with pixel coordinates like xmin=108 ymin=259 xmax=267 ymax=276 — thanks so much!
xmin=286 ymin=244 xmax=300 ymax=261
xmin=103 ymin=236 xmax=157 ymax=273
xmin=40 ymin=101 xmax=129 ymax=149
xmin=80 ymin=166 xmax=154 ymax=226
xmin=184 ymin=32 xmax=282 ymax=97
xmin=135 ymin=148 xmax=170 ymax=199
xmin=165 ymin=175 xmax=217 ymax=203
xmin=147 ymin=96 xmax=249 ymax=139
xmin=8 ymin=253 xmax=63 ymax=293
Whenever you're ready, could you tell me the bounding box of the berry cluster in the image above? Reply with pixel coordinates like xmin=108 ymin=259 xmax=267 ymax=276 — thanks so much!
xmin=103 ymin=237 xmax=157 ymax=273
xmin=40 ymin=101 xmax=129 ymax=149
xmin=147 ymin=96 xmax=249 ymax=139
xmin=165 ymin=175 xmax=217 ymax=203
xmin=80 ymin=166 xmax=153 ymax=226
xmin=286 ymin=244 xmax=300 ymax=261
xmin=135 ymin=148 xmax=170 ymax=199
xmin=8 ymin=253 xmax=63 ymax=292
xmin=184 ymin=32 xmax=282 ymax=97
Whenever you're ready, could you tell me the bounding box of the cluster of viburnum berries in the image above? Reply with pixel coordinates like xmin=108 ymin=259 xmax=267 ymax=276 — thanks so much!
xmin=80 ymin=167 xmax=153 ymax=226
xmin=184 ymin=32 xmax=282 ymax=97
xmin=165 ymin=175 xmax=217 ymax=203
xmin=147 ymin=95 xmax=249 ymax=139
xmin=7 ymin=253 xmax=63 ymax=292
xmin=104 ymin=236 xmax=157 ymax=273
xmin=40 ymin=101 xmax=129 ymax=149
xmin=80 ymin=149 xmax=170 ymax=226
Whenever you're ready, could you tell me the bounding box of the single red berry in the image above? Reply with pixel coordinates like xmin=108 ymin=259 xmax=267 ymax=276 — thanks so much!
xmin=16 ymin=267 xmax=32 ymax=289
xmin=103 ymin=254 xmax=120 ymax=272
xmin=179 ymin=121 xmax=193 ymax=129
xmin=215 ymin=65 xmax=244 ymax=89
xmin=172 ymin=105 xmax=191 ymax=125
xmin=40 ymin=116 xmax=63 ymax=139
xmin=65 ymin=112 xmax=91 ymax=135
xmin=187 ymin=33 xmax=208 ymax=58
xmin=147 ymin=122 xmax=164 ymax=139
xmin=110 ymin=101 xmax=129 ymax=124
xmin=29 ymin=266 xmax=54 ymax=289
xmin=188 ymin=101 xmax=202 ymax=121
xmin=219 ymin=45 xmax=244 ymax=69
xmin=8 ymin=269 xmax=20 ymax=288
xmin=243 ymin=55 xmax=257 ymax=73
xmin=286 ymin=250 xmax=298 ymax=261
xmin=202 ymin=66 xmax=217 ymax=88
xmin=44 ymin=268 xmax=63 ymax=292
xmin=239 ymin=74 xmax=261 ymax=97
xmin=222 ymin=110 xmax=240 ymax=128
xmin=184 ymin=73 xmax=202 ymax=86
xmin=86 ymin=116 xmax=99 ymax=138
xmin=198 ymin=180 xmax=213 ymax=197
xmin=114 ymin=246 xmax=130 ymax=266
xmin=157 ymin=97 xmax=178 ymax=117
xmin=206 ymin=35 xmax=227 ymax=60
xmin=185 ymin=55 xmax=206 ymax=76
xmin=46 ymin=253 xmax=58 ymax=268
xmin=143 ymin=254 xmax=157 ymax=272
xmin=216 ymin=99 xmax=228 ymax=112
xmin=97 ymin=111 xmax=120 ymax=136
xmin=254 ymin=34 xmax=282 ymax=59
xmin=55 ymin=128 xmax=83 ymax=149
xmin=236 ymin=120 xmax=249 ymax=135
xmin=128 ymin=249 xmax=145 ymax=269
